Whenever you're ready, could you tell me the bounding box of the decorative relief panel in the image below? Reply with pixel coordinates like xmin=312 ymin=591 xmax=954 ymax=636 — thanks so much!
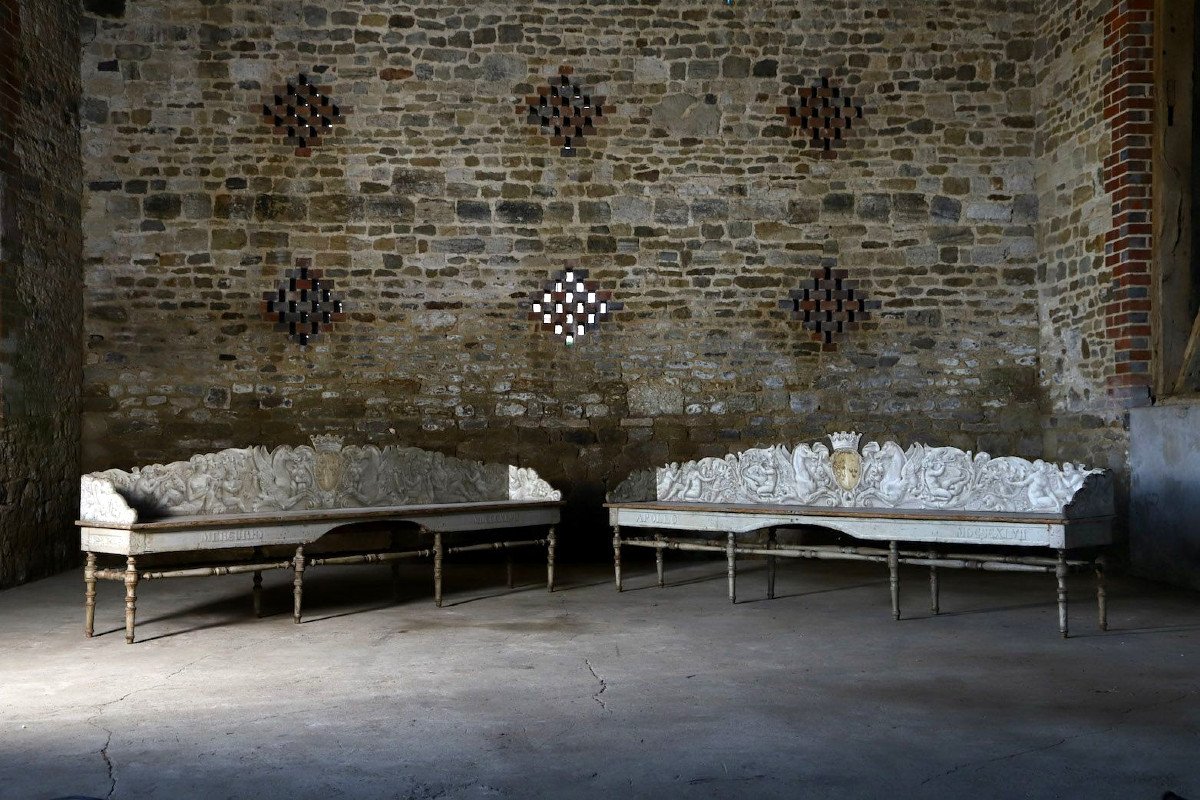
xmin=519 ymin=65 xmax=612 ymax=156
xmin=260 ymin=259 xmax=346 ymax=346
xmin=525 ymin=263 xmax=622 ymax=346
xmin=649 ymin=432 xmax=1112 ymax=515
xmin=777 ymin=76 xmax=867 ymax=158
xmin=780 ymin=262 xmax=880 ymax=350
xmin=257 ymin=72 xmax=349 ymax=157
xmin=82 ymin=436 xmax=561 ymax=523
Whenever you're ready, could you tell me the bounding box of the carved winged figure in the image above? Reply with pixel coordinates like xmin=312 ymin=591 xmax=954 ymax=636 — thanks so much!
xmin=252 ymin=446 xmax=314 ymax=511
xmin=341 ymin=446 xmax=383 ymax=507
xmin=858 ymin=440 xmax=912 ymax=507
xmin=788 ymin=442 xmax=837 ymax=505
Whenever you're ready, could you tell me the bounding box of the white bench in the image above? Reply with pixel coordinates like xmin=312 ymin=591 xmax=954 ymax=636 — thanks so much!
xmin=78 ymin=437 xmax=562 ymax=643
xmin=607 ymin=432 xmax=1113 ymax=637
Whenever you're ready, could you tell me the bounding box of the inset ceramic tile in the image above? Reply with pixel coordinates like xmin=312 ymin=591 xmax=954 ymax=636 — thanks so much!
xmin=526 ymin=261 xmax=622 ymax=345
xmin=777 ymin=77 xmax=867 ymax=158
xmin=518 ymin=66 xmax=613 ymax=157
xmin=257 ymin=73 xmax=349 ymax=157
xmin=260 ymin=259 xmax=346 ymax=346
xmin=780 ymin=262 xmax=880 ymax=349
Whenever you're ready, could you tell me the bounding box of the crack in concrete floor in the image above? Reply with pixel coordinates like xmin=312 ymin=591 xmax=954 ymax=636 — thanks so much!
xmin=80 ymin=645 xmax=253 ymax=799
xmin=584 ymin=658 xmax=608 ymax=711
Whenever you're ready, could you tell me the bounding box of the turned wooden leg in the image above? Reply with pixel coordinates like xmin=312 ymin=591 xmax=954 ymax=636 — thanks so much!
xmin=123 ymin=556 xmax=139 ymax=645
xmin=1096 ymin=554 xmax=1108 ymax=631
xmin=252 ymin=546 xmax=263 ymax=618
xmin=252 ymin=570 xmax=264 ymax=617
xmin=1056 ymin=548 xmax=1069 ymax=639
xmin=292 ymin=545 xmax=305 ymax=624
xmin=389 ymin=531 xmax=401 ymax=602
xmin=84 ymin=552 xmax=97 ymax=638
xmin=655 ymin=534 xmax=664 ymax=588
xmin=547 ymin=525 xmax=557 ymax=593
xmin=613 ymin=525 xmax=622 ymax=592
xmin=888 ymin=541 xmax=900 ymax=621
xmin=727 ymin=531 xmax=736 ymax=604
xmin=433 ymin=531 xmax=444 ymax=608
xmin=929 ymin=549 xmax=939 ymax=615
xmin=767 ymin=528 xmax=776 ymax=601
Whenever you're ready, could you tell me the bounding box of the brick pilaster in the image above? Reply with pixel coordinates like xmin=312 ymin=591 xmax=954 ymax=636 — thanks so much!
xmin=1102 ymin=0 xmax=1154 ymax=406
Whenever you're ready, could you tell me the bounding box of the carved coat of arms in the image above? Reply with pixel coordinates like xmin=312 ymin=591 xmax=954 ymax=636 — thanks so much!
xmin=829 ymin=431 xmax=863 ymax=492
xmin=312 ymin=435 xmax=346 ymax=496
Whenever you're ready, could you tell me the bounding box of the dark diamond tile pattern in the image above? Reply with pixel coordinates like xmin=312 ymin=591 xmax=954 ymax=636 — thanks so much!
xmin=257 ymin=73 xmax=349 ymax=157
xmin=260 ymin=259 xmax=346 ymax=346
xmin=777 ymin=77 xmax=866 ymax=158
xmin=780 ymin=263 xmax=880 ymax=349
xmin=519 ymin=66 xmax=613 ymax=157
xmin=526 ymin=263 xmax=622 ymax=346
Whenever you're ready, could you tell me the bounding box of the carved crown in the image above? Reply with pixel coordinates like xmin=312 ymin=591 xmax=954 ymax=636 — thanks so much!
xmin=311 ymin=434 xmax=344 ymax=453
xmin=828 ymin=431 xmax=862 ymax=452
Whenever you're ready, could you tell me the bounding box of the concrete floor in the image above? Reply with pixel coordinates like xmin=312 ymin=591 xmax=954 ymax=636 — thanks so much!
xmin=0 ymin=556 xmax=1198 ymax=800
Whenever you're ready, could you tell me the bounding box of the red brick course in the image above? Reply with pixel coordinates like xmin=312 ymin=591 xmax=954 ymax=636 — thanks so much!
xmin=1102 ymin=0 xmax=1154 ymax=405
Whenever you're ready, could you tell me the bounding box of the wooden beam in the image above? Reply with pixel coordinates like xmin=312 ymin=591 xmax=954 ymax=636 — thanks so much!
xmin=1174 ymin=306 xmax=1200 ymax=393
xmin=1152 ymin=0 xmax=1198 ymax=397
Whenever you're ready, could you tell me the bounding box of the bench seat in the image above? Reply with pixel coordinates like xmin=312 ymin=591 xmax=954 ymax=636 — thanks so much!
xmin=78 ymin=439 xmax=562 ymax=643
xmin=606 ymin=433 xmax=1114 ymax=637
xmin=80 ymin=500 xmax=563 ymax=554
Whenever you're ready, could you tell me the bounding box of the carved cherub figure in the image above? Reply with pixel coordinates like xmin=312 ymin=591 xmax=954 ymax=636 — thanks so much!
xmin=919 ymin=449 xmax=971 ymax=505
xmin=740 ymin=449 xmax=780 ymax=500
xmin=1017 ymin=460 xmax=1067 ymax=510
xmin=216 ymin=452 xmax=252 ymax=513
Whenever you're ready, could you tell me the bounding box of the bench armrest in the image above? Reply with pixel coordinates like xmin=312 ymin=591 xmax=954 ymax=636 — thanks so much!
xmin=509 ymin=466 xmax=562 ymax=501
xmin=80 ymin=476 xmax=138 ymax=526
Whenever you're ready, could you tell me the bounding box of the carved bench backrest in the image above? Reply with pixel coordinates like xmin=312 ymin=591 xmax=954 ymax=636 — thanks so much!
xmin=81 ymin=436 xmax=560 ymax=524
xmin=609 ymin=431 xmax=1112 ymax=517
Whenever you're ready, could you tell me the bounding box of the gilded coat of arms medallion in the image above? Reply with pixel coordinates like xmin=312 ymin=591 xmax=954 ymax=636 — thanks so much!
xmin=311 ymin=435 xmax=346 ymax=494
xmin=828 ymin=431 xmax=863 ymax=492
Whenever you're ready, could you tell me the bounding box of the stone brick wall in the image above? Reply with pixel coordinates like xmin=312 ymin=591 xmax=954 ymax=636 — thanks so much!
xmin=80 ymin=1 xmax=1045 ymax=524
xmin=0 ymin=0 xmax=82 ymax=588
xmin=1033 ymin=0 xmax=1152 ymax=477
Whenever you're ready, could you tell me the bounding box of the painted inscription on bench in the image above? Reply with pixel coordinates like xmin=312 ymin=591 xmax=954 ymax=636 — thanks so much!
xmin=199 ymin=530 xmax=266 ymax=544
xmin=467 ymin=512 xmax=519 ymax=526
xmin=943 ymin=525 xmax=1037 ymax=544
xmin=82 ymin=530 xmax=126 ymax=548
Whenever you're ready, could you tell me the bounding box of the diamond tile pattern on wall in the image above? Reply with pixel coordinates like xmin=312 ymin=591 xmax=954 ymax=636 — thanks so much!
xmin=780 ymin=263 xmax=880 ymax=350
xmin=526 ymin=263 xmax=622 ymax=346
xmin=257 ymin=73 xmax=349 ymax=157
xmin=519 ymin=66 xmax=612 ymax=157
xmin=777 ymin=76 xmax=867 ymax=158
xmin=260 ymin=259 xmax=346 ymax=346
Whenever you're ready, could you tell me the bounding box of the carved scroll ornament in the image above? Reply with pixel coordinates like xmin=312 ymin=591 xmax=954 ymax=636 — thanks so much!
xmin=648 ymin=432 xmax=1112 ymax=515
xmin=82 ymin=437 xmax=561 ymax=523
